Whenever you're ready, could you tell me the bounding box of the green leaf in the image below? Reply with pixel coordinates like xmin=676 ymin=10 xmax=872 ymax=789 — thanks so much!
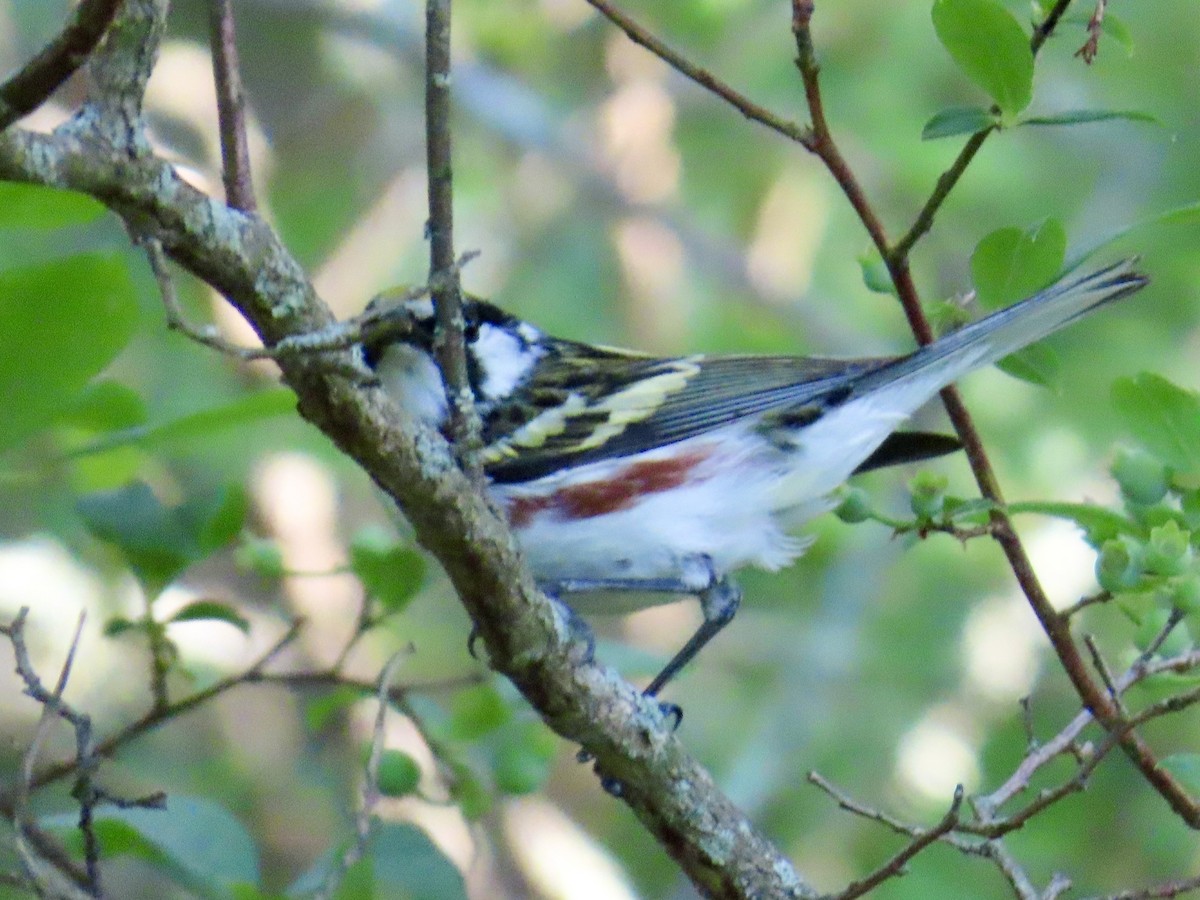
xmin=0 ymin=183 xmax=107 ymax=229
xmin=70 ymin=388 xmax=297 ymax=458
xmin=448 ymin=683 xmax=511 ymax=740
xmin=304 ymin=685 xmax=370 ymax=732
xmin=931 ymin=0 xmax=1034 ymax=116
xmin=921 ymin=105 xmax=997 ymax=140
xmin=61 ymin=381 xmax=148 ymax=431
xmin=77 ymin=482 xmax=249 ymax=588
xmin=236 ymin=537 xmax=286 ymax=579
xmin=857 ymin=249 xmax=896 ymax=295
xmin=1007 ymin=500 xmax=1140 ymax=546
xmin=492 ymin=720 xmax=559 ymax=795
xmin=1020 ymin=109 xmax=1158 ymax=128
xmin=1112 ymin=374 xmax=1200 ymax=477
xmin=1066 ymin=201 xmax=1200 ymax=271
xmin=77 ymin=481 xmax=195 ymax=587
xmin=349 ymin=530 xmax=426 ymax=615
xmin=182 ymin=483 xmax=249 ymax=554
xmin=994 ymin=343 xmax=1060 ymax=388
xmin=371 ymin=823 xmax=467 ymax=900
xmin=970 ymin=219 xmax=1066 ymax=309
xmin=44 ymin=795 xmax=260 ymax=892
xmin=166 ymin=600 xmax=251 ymax=634
xmin=103 ymin=616 xmax=140 ymax=637
xmin=0 ymin=255 xmax=138 ymax=452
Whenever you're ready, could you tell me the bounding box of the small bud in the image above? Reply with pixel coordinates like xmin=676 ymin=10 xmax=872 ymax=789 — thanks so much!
xmin=1111 ymin=447 xmax=1170 ymax=506
xmin=909 ymin=472 xmax=949 ymax=521
xmin=1145 ymin=520 xmax=1193 ymax=577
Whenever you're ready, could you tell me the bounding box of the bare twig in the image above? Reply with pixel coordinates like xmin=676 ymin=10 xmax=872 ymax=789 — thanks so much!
xmin=208 ymin=0 xmax=257 ymax=211
xmin=807 ymin=772 xmax=982 ymax=856
xmin=1084 ymin=633 xmax=1121 ymax=704
xmin=8 ymin=610 xmax=97 ymax=894
xmin=424 ymin=0 xmax=482 ymax=469
xmin=583 ymin=0 xmax=813 ymax=147
xmin=834 ymin=786 xmax=965 ymax=900
xmin=1082 ymin=872 xmax=1200 ymax=899
xmin=1075 ymin=0 xmax=1108 ymax=64
xmin=984 ymin=840 xmax=1042 ymax=900
xmin=316 ymin=651 xmax=409 ymax=900
xmin=0 ymin=0 xmax=125 ymax=129
xmin=1060 ymin=591 xmax=1113 ymax=619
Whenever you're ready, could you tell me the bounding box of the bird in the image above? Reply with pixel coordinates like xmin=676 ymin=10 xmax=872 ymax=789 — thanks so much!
xmin=362 ymin=259 xmax=1147 ymax=703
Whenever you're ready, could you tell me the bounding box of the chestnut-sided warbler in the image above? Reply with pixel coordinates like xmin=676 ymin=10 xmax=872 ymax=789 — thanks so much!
xmin=364 ymin=259 xmax=1146 ymax=699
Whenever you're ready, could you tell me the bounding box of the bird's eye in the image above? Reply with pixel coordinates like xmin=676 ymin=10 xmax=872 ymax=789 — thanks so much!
xmin=464 ymin=317 xmax=481 ymax=342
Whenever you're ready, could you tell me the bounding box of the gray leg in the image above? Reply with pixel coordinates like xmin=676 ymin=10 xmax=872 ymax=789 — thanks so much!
xmin=540 ymin=556 xmax=742 ymax=702
xmin=642 ymin=577 xmax=742 ymax=698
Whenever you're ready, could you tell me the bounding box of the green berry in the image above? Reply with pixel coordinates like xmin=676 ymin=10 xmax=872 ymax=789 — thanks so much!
xmin=1095 ymin=536 xmax=1144 ymax=594
xmin=835 ymin=487 xmax=873 ymax=524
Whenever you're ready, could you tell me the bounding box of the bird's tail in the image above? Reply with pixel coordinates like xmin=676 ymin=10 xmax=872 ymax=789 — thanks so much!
xmin=856 ymin=258 xmax=1148 ymax=404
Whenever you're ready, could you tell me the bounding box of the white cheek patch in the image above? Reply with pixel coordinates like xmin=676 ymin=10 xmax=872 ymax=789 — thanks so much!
xmin=374 ymin=344 xmax=447 ymax=427
xmin=474 ymin=323 xmax=542 ymax=399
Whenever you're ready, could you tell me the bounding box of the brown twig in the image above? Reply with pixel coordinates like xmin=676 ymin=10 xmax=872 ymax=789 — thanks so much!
xmin=424 ymin=0 xmax=481 ymax=469
xmin=583 ymin=0 xmax=814 ymax=147
xmin=1075 ymin=0 xmax=1107 ymax=64
xmin=208 ymin=0 xmax=257 ymax=211
xmin=834 ymin=785 xmax=965 ymax=900
xmin=0 ymin=0 xmax=125 ymax=129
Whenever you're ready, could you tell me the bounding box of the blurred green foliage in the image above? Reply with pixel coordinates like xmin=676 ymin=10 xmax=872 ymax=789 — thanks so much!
xmin=1 ymin=0 xmax=1199 ymax=897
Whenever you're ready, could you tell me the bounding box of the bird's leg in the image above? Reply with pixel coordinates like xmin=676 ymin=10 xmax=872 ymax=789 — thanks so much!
xmin=539 ymin=557 xmax=741 ymax=726
xmin=642 ymin=577 xmax=742 ymax=714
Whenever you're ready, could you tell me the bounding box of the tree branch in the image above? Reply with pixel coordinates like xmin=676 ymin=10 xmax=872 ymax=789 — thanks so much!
xmin=0 ymin=111 xmax=815 ymax=900
xmin=0 ymin=0 xmax=125 ymax=130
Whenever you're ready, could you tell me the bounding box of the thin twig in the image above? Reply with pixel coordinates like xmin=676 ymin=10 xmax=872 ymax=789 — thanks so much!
xmin=807 ymin=772 xmax=983 ymax=856
xmin=425 ymin=0 xmax=482 ymax=470
xmin=0 ymin=0 xmax=125 ymax=129
xmin=208 ymin=0 xmax=257 ymax=211
xmin=1084 ymin=634 xmax=1121 ymax=704
xmin=1060 ymin=591 xmax=1113 ymax=619
xmin=584 ymin=0 xmax=813 ymax=147
xmin=834 ymin=785 xmax=965 ymax=900
xmin=5 ymin=610 xmax=95 ymax=893
xmin=984 ymin=840 xmax=1041 ymax=900
xmin=1081 ymin=872 xmax=1200 ymax=899
xmin=1075 ymin=0 xmax=1107 ymax=64
xmin=316 ymin=651 xmax=409 ymax=900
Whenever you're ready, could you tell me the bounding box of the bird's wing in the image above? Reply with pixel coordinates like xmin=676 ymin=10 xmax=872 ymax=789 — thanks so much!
xmin=482 ymin=341 xmax=901 ymax=483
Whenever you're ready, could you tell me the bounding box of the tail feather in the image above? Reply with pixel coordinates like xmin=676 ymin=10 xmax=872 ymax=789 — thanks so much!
xmin=857 ymin=258 xmax=1147 ymax=401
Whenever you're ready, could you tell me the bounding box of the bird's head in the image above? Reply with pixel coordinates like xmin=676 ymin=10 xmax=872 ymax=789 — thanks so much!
xmin=362 ymin=294 xmax=547 ymax=427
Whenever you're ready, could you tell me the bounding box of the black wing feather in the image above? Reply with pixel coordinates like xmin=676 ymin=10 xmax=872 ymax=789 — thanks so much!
xmin=483 ymin=343 xmax=897 ymax=483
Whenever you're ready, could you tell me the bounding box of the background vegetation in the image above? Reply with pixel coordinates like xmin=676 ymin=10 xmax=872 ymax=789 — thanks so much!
xmin=0 ymin=0 xmax=1198 ymax=897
